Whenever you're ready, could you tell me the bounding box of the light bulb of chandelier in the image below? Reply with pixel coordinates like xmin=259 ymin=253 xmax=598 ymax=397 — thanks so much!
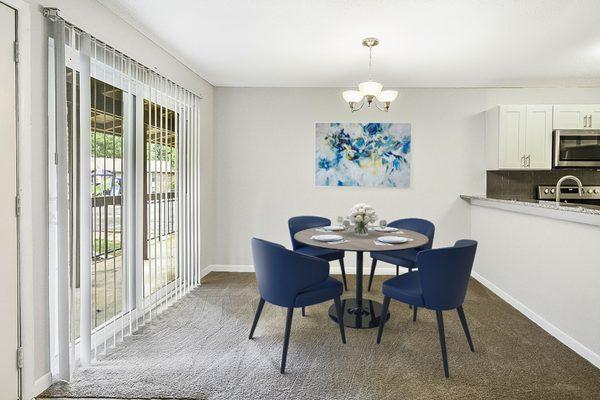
xmin=358 ymin=81 xmax=383 ymax=98
xmin=377 ymin=90 xmax=398 ymax=103
xmin=342 ymin=90 xmax=363 ymax=104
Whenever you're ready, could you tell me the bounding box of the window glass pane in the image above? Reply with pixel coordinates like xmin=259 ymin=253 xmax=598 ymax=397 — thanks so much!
xmin=143 ymin=100 xmax=178 ymax=297
xmin=91 ymin=77 xmax=124 ymax=328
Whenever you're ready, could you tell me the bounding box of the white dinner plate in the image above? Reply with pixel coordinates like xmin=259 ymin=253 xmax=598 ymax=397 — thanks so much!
xmin=312 ymin=234 xmax=344 ymax=242
xmin=322 ymin=225 xmax=345 ymax=231
xmin=377 ymin=236 xmax=410 ymax=244
xmin=374 ymin=226 xmax=399 ymax=232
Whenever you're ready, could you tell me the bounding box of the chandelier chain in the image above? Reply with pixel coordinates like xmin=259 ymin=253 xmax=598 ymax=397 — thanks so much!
xmin=368 ymin=45 xmax=373 ymax=80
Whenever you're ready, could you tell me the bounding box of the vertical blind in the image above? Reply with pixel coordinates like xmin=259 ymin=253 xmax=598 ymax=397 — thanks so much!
xmin=47 ymin=12 xmax=201 ymax=381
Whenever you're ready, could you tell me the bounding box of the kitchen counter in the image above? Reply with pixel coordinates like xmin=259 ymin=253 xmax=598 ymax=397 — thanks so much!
xmin=461 ymin=194 xmax=600 ymax=226
xmin=461 ymin=194 xmax=600 ymax=214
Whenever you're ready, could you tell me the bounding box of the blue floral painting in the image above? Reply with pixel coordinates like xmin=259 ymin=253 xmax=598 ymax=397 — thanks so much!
xmin=315 ymin=123 xmax=411 ymax=187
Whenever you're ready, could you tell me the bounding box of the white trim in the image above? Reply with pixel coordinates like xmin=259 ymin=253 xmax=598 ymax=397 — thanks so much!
xmin=472 ymin=271 xmax=600 ymax=369
xmin=33 ymin=372 xmax=52 ymax=399
xmin=206 ymin=263 xmax=401 ymax=276
xmin=2 ymin=0 xmax=35 ymax=398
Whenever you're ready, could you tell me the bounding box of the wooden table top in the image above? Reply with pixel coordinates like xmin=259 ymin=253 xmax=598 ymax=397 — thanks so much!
xmin=294 ymin=227 xmax=428 ymax=252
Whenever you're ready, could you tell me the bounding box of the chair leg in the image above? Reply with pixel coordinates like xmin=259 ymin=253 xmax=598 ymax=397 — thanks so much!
xmin=302 ymin=307 xmax=306 ymax=317
xmin=249 ymin=298 xmax=265 ymax=339
xmin=333 ymin=296 xmax=346 ymax=344
xmin=376 ymin=296 xmax=391 ymax=344
xmin=339 ymin=258 xmax=348 ymax=291
xmin=435 ymin=310 xmax=450 ymax=378
xmin=368 ymin=259 xmax=377 ymax=292
xmin=412 ymin=306 xmax=418 ymax=322
xmin=281 ymin=307 xmax=294 ymax=374
xmin=457 ymin=306 xmax=475 ymax=352
xmin=396 ymin=265 xmax=399 ymax=276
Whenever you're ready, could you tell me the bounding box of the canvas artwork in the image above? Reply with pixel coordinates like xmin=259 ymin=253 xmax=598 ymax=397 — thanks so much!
xmin=315 ymin=122 xmax=411 ymax=187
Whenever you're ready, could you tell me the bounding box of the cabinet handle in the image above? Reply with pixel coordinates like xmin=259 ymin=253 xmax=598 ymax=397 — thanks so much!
xmin=526 ymin=154 xmax=531 ymax=167
xmin=521 ymin=155 xmax=525 ymax=167
xmin=590 ymin=115 xmax=593 ymax=127
xmin=584 ymin=115 xmax=589 ymax=128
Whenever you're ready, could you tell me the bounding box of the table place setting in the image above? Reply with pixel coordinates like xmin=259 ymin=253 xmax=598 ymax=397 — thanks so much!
xmin=373 ymin=235 xmax=414 ymax=246
xmin=310 ymin=234 xmax=349 ymax=245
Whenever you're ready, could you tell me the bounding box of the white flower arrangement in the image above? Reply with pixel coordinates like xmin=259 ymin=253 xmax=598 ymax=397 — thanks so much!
xmin=349 ymin=203 xmax=377 ymax=226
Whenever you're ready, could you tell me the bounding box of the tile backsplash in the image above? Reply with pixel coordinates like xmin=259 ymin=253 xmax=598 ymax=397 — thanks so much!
xmin=487 ymin=169 xmax=600 ymax=199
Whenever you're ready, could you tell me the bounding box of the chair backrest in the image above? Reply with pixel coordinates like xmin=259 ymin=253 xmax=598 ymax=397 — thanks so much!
xmin=416 ymin=240 xmax=477 ymax=310
xmin=288 ymin=216 xmax=331 ymax=250
xmin=388 ymin=218 xmax=435 ymax=250
xmin=251 ymin=238 xmax=329 ymax=307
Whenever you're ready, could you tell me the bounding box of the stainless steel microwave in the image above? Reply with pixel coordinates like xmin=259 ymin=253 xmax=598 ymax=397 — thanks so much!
xmin=553 ymin=130 xmax=600 ymax=168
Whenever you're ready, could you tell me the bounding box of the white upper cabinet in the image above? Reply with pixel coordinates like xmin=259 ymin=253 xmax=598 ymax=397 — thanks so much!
xmin=525 ymin=105 xmax=553 ymax=169
xmin=486 ymin=105 xmax=553 ymax=170
xmin=553 ymin=105 xmax=600 ymax=129
xmin=498 ymin=105 xmax=526 ymax=169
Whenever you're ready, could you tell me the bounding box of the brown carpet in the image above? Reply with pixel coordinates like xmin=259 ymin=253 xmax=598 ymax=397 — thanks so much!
xmin=40 ymin=272 xmax=600 ymax=400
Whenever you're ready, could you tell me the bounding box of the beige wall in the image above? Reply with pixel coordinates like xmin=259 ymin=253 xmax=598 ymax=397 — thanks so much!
xmin=22 ymin=0 xmax=215 ymax=384
xmin=213 ymin=87 xmax=600 ymax=267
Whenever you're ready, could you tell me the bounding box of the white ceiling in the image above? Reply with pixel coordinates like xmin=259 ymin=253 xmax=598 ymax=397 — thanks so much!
xmin=99 ymin=0 xmax=600 ymax=88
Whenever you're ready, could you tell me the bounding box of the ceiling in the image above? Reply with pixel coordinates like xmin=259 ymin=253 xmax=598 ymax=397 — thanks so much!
xmin=99 ymin=0 xmax=600 ymax=88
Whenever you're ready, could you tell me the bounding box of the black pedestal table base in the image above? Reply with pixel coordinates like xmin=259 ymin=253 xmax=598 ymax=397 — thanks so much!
xmin=328 ymin=298 xmax=390 ymax=329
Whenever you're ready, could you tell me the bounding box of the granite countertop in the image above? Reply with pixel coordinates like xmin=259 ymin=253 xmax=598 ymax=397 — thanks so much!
xmin=461 ymin=194 xmax=600 ymax=216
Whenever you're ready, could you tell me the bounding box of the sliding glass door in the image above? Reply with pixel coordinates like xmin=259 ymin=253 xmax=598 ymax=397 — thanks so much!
xmin=49 ymin=20 xmax=201 ymax=378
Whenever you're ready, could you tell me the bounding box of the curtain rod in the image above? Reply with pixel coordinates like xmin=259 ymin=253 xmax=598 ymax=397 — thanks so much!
xmin=42 ymin=7 xmax=203 ymax=100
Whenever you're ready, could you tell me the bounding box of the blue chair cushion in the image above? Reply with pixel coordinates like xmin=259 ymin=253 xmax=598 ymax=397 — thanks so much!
xmin=382 ymin=272 xmax=424 ymax=307
xmin=296 ymin=246 xmax=344 ymax=262
xmin=372 ymin=248 xmax=418 ymax=268
xmin=294 ymin=277 xmax=343 ymax=307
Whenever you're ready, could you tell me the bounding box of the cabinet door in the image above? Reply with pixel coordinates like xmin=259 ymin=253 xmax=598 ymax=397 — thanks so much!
xmin=525 ymin=105 xmax=552 ymax=169
xmin=498 ymin=105 xmax=526 ymax=169
xmin=588 ymin=105 xmax=600 ymax=129
xmin=553 ymin=105 xmax=585 ymax=129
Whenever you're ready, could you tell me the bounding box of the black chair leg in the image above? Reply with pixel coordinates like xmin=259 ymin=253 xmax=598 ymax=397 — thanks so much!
xmin=412 ymin=306 xmax=418 ymax=322
xmin=281 ymin=307 xmax=294 ymax=374
xmin=302 ymin=307 xmax=306 ymax=317
xmin=457 ymin=306 xmax=475 ymax=352
xmin=339 ymin=258 xmax=348 ymax=291
xmin=249 ymin=298 xmax=265 ymax=339
xmin=368 ymin=259 xmax=377 ymax=291
xmin=333 ymin=296 xmax=346 ymax=344
xmin=396 ymin=265 xmax=399 ymax=276
xmin=435 ymin=310 xmax=450 ymax=378
xmin=376 ymin=296 xmax=391 ymax=344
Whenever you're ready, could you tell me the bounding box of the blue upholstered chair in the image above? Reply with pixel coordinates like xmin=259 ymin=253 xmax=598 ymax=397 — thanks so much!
xmin=368 ymin=218 xmax=435 ymax=292
xmin=376 ymin=240 xmax=477 ymax=378
xmin=249 ymin=238 xmax=346 ymax=374
xmin=288 ymin=216 xmax=348 ymax=291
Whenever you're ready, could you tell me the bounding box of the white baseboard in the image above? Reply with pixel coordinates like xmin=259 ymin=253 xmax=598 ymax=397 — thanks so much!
xmin=471 ymin=271 xmax=600 ymax=369
xmin=32 ymin=372 xmax=52 ymax=399
xmin=207 ymin=263 xmax=402 ymax=276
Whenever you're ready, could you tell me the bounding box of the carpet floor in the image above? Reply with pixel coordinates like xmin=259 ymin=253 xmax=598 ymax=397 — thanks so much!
xmin=40 ymin=272 xmax=600 ymax=400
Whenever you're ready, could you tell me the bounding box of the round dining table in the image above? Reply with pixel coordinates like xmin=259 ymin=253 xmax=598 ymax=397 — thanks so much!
xmin=294 ymin=227 xmax=429 ymax=329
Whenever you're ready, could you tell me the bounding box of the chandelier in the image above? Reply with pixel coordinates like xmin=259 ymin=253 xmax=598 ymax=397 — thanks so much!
xmin=342 ymin=38 xmax=398 ymax=112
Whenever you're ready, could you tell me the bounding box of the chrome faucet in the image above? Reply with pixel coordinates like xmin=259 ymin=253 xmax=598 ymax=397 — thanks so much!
xmin=555 ymin=175 xmax=583 ymax=202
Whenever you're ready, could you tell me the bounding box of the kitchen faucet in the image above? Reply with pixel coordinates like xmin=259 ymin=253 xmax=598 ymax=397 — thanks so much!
xmin=555 ymin=175 xmax=583 ymax=202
